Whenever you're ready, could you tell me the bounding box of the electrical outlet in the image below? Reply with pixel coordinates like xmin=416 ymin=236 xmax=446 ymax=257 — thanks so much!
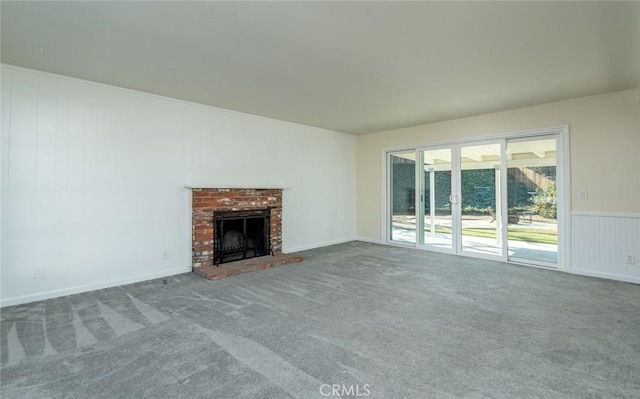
xmin=162 ymin=250 xmax=170 ymax=260
xmin=33 ymin=266 xmax=45 ymax=279
xmin=578 ymin=190 xmax=588 ymax=200
xmin=626 ymin=254 xmax=636 ymax=265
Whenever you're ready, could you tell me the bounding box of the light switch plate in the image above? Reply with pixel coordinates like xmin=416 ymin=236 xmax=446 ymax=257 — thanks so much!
xmin=578 ymin=190 xmax=588 ymax=200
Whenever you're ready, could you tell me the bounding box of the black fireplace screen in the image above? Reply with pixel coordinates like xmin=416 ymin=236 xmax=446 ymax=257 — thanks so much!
xmin=213 ymin=208 xmax=272 ymax=265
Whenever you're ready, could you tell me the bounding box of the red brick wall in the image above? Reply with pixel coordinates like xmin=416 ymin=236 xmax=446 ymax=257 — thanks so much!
xmin=192 ymin=188 xmax=283 ymax=267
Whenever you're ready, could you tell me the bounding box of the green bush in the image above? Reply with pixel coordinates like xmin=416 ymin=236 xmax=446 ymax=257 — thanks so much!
xmin=532 ymin=185 xmax=557 ymax=219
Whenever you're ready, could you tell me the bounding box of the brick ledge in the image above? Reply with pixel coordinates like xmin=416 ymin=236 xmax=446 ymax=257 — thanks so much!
xmin=193 ymin=254 xmax=303 ymax=280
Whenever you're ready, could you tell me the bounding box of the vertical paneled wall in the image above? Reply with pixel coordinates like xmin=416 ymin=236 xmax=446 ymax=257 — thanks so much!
xmin=1 ymin=66 xmax=356 ymax=306
xmin=2 ymin=68 xmax=194 ymax=305
xmin=571 ymin=213 xmax=640 ymax=283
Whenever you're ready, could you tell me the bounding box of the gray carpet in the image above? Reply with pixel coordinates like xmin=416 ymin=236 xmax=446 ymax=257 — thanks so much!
xmin=1 ymin=241 xmax=639 ymax=398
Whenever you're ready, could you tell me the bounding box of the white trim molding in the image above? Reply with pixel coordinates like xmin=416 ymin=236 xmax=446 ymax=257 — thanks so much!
xmin=571 ymin=211 xmax=640 ymax=219
xmin=184 ymin=184 xmax=290 ymax=190
xmin=355 ymin=237 xmax=384 ymax=245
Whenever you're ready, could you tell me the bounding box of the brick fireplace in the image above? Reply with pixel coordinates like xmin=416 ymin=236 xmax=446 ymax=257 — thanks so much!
xmin=192 ymin=188 xmax=283 ymax=267
xmin=190 ymin=188 xmax=302 ymax=280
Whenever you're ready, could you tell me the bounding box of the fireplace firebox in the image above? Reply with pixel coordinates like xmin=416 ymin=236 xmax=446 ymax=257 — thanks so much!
xmin=213 ymin=208 xmax=273 ymax=265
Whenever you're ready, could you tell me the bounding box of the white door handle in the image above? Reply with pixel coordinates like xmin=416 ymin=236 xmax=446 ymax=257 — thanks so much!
xmin=449 ymin=194 xmax=460 ymax=204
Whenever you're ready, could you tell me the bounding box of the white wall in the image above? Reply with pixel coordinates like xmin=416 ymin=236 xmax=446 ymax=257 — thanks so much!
xmin=1 ymin=65 xmax=356 ymax=306
xmin=356 ymin=89 xmax=640 ymax=282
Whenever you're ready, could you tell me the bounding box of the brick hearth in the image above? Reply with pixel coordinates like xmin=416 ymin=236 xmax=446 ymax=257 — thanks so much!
xmin=191 ymin=188 xmax=302 ymax=278
xmin=193 ymin=253 xmax=304 ymax=280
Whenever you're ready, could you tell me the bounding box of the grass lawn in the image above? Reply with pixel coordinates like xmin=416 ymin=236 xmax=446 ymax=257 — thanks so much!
xmin=425 ymin=226 xmax=557 ymax=245
xmin=505 ymin=227 xmax=557 ymax=245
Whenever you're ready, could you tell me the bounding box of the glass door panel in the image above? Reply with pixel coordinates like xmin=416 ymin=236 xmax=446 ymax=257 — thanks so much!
xmin=390 ymin=151 xmax=416 ymax=243
xmin=459 ymin=143 xmax=503 ymax=257
xmin=421 ymin=148 xmax=453 ymax=250
xmin=387 ymin=130 xmax=563 ymax=268
xmin=506 ymin=137 xmax=558 ymax=265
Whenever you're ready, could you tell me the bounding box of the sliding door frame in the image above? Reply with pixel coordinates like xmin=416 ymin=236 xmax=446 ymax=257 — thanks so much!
xmin=383 ymin=125 xmax=571 ymax=271
xmin=456 ymin=138 xmax=506 ymax=262
xmin=386 ymin=151 xmax=418 ymax=247
xmin=416 ymin=145 xmax=457 ymax=254
xmin=505 ymin=134 xmax=562 ymax=268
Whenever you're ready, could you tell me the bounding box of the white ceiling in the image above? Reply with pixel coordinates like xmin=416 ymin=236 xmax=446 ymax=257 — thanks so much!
xmin=2 ymin=1 xmax=639 ymax=134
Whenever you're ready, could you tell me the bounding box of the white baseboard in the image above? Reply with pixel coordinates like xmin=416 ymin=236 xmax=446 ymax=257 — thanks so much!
xmin=0 ymin=266 xmax=192 ymax=308
xmin=570 ymin=269 xmax=640 ymax=285
xmin=354 ymin=237 xmax=384 ymax=245
xmin=283 ymin=237 xmax=358 ymax=253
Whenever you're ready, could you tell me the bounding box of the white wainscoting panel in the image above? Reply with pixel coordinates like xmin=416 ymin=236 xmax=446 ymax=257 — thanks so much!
xmin=571 ymin=212 xmax=640 ymax=283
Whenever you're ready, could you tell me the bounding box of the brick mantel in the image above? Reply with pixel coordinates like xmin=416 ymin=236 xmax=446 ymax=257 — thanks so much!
xmin=185 ymin=185 xmax=289 ymax=189
xmin=191 ymin=188 xmax=283 ymax=267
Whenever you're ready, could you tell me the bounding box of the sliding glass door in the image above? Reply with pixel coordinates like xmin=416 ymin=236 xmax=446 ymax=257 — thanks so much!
xmin=389 ymin=151 xmax=416 ymax=244
xmin=387 ymin=129 xmax=564 ymax=268
xmin=506 ymin=136 xmax=558 ymax=265
xmin=420 ymin=148 xmax=453 ymax=251
xmin=459 ymin=142 xmax=503 ymax=258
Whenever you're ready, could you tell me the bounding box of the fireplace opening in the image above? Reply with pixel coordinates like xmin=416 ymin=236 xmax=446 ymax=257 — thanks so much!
xmin=214 ymin=209 xmax=272 ymax=265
